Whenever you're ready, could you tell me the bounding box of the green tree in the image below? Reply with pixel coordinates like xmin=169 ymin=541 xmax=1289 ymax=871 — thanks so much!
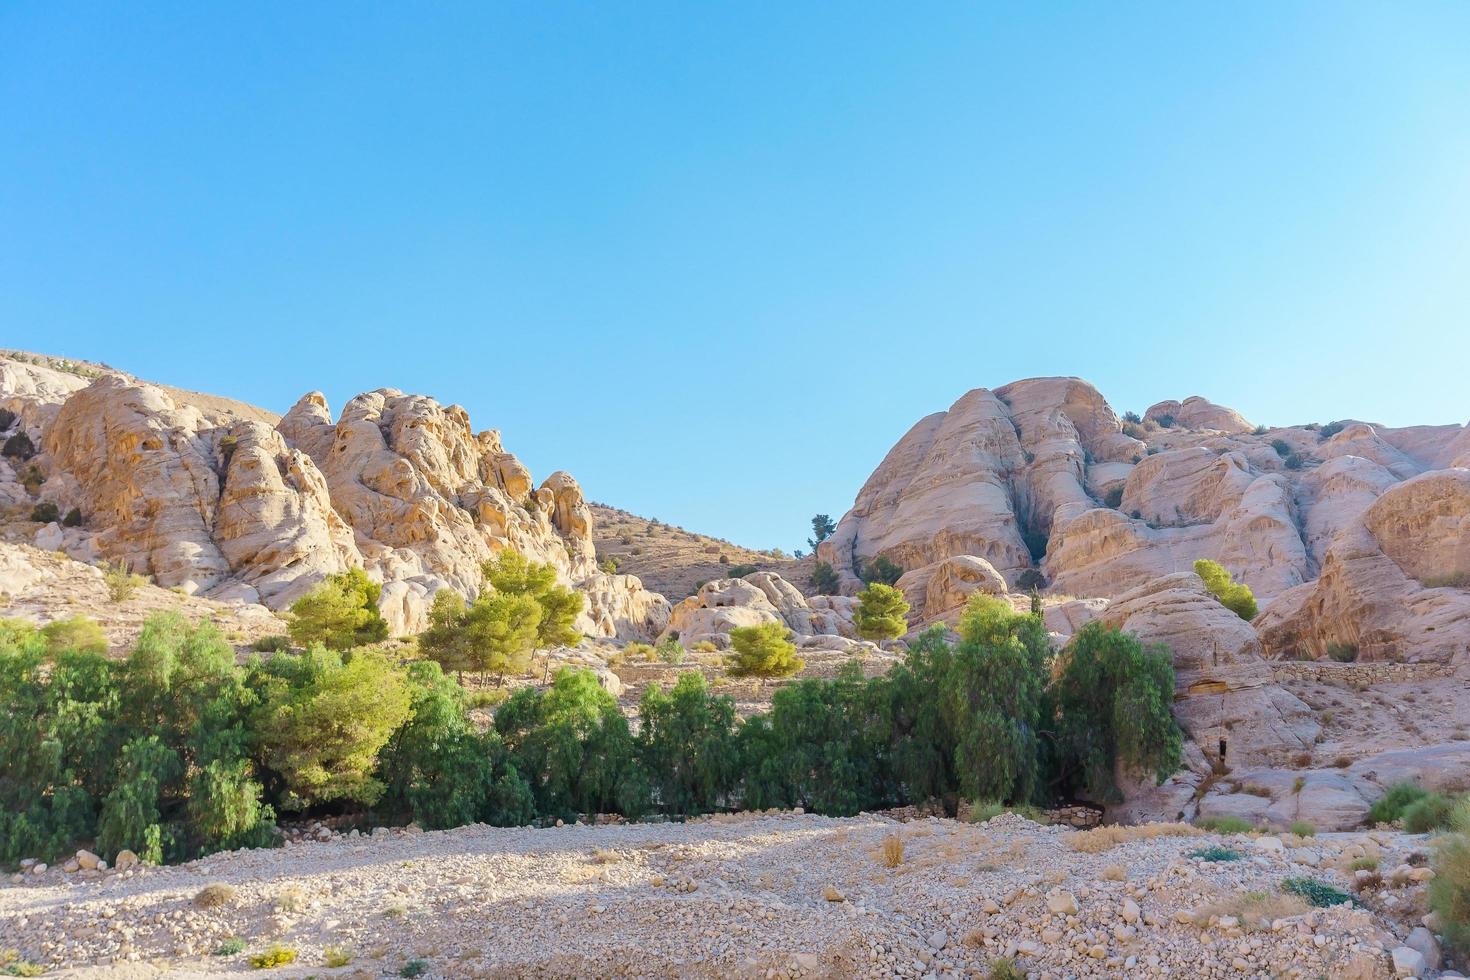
xmin=860 ymin=555 xmax=904 ymax=586
xmin=96 ymin=735 xmax=179 ymax=864
xmin=942 ymin=596 xmax=1049 ymax=805
xmin=1049 ymin=622 xmax=1181 ymax=801
xmin=1193 ymin=559 xmax=1258 ymax=621
xmin=495 ymin=667 xmax=644 ymax=820
xmin=462 ymin=591 xmax=542 ymax=683
xmin=481 ymin=548 xmax=584 ymax=650
xmin=418 ymin=591 xmax=477 ymax=680
xmin=249 ymin=647 xmax=411 ymax=810
xmin=807 ymin=514 xmax=837 ymax=555
xmin=376 ymin=661 xmax=533 ymax=829
xmin=287 ymin=568 xmax=389 ymax=650
xmin=811 ymin=561 xmax=840 ymax=595
xmin=725 ymin=623 xmax=804 ymax=685
xmin=854 ymin=583 xmax=910 ymax=642
xmin=637 ymin=672 xmax=739 ymax=816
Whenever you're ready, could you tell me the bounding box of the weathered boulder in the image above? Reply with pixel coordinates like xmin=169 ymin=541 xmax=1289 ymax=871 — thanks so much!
xmin=579 ymin=572 xmax=672 ymax=642
xmin=663 ymin=573 xmax=856 ymax=645
xmin=1099 ymin=573 xmax=1318 ymax=770
xmin=894 ymin=554 xmax=1008 ymax=625
xmin=1145 ymin=396 xmax=1255 ymax=434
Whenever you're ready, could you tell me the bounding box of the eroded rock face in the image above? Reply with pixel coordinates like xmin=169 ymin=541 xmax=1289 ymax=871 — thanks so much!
xmin=11 ymin=367 xmax=665 ymax=639
xmin=663 ymin=573 xmax=860 ymax=647
xmin=1146 ymin=396 xmax=1255 ymax=434
xmin=895 ymin=555 xmax=1007 ymax=626
xmin=823 ymin=375 xmax=1467 ymax=638
xmin=1099 ymin=573 xmax=1319 ymax=771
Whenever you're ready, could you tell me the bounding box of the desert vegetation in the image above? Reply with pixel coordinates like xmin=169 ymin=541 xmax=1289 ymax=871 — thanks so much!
xmin=0 ymin=593 xmax=1183 ymax=870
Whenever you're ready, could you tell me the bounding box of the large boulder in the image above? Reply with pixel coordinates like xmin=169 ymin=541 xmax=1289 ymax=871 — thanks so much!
xmin=1258 ymin=471 xmax=1470 ymax=665
xmin=1099 ymin=572 xmax=1318 ymax=771
xmin=579 ymin=572 xmax=672 ymax=642
xmin=663 ymin=573 xmax=856 ymax=646
xmin=1145 ymin=396 xmax=1255 ymax=434
xmin=894 ymin=554 xmax=1008 ymax=625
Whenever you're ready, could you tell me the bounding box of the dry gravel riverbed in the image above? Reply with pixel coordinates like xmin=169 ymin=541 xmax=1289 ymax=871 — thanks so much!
xmin=0 ymin=812 xmax=1455 ymax=978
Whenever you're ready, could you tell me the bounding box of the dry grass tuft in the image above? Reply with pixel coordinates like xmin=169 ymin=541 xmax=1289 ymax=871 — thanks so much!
xmin=1191 ymin=889 xmax=1310 ymax=929
xmin=274 ymin=885 xmax=306 ymax=912
xmin=591 ymin=849 xmax=621 ymax=864
xmin=193 ymin=883 xmax=236 ymax=908
xmin=1066 ymin=822 xmax=1197 ymax=853
xmin=1100 ymin=863 xmax=1127 ymax=881
xmin=879 ymin=833 xmax=904 ymax=868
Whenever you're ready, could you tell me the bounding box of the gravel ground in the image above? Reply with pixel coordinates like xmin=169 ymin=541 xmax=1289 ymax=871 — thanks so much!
xmin=0 ymin=813 xmax=1450 ymax=979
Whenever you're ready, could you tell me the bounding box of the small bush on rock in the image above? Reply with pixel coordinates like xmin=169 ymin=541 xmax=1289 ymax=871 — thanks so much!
xmin=1281 ymin=876 xmax=1355 ymax=908
xmin=1430 ymin=798 xmax=1470 ymax=956
xmin=1402 ymin=792 xmax=1457 ymax=833
xmin=853 ymin=583 xmax=909 ymax=642
xmin=1370 ymin=782 xmax=1428 ymax=825
xmin=725 ymin=623 xmax=803 ymax=684
xmin=1193 ymin=559 xmax=1258 ymax=620
xmin=1196 ymin=815 xmax=1254 ymax=834
xmin=29 ymin=502 xmax=58 ymax=524
xmin=810 ymin=561 xmax=840 ymax=595
xmin=860 ymin=555 xmax=904 ymax=586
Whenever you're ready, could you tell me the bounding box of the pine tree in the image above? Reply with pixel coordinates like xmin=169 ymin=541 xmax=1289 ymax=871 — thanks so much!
xmin=725 ymin=623 xmax=804 ymax=685
xmin=854 ymin=583 xmax=910 ymax=641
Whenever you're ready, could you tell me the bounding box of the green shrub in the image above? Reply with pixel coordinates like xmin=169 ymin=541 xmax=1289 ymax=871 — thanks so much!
xmin=987 ymin=958 xmax=1025 ymax=980
xmin=1430 ymin=798 xmax=1470 ymax=956
xmin=61 ymin=507 xmax=83 ymax=528
xmin=1318 ymin=421 xmax=1345 ymax=439
xmin=104 ymin=560 xmax=145 ymax=604
xmin=1403 ymin=792 xmax=1457 ymax=833
xmin=654 ymin=635 xmax=686 ymax=665
xmin=400 ymin=960 xmax=428 ymax=978
xmin=639 ymin=672 xmax=738 ymax=817
xmin=598 ymin=557 xmax=619 ymax=575
xmin=726 ymin=563 xmax=758 ymax=578
xmin=810 ymin=561 xmax=840 ymax=595
xmin=1325 ymin=642 xmax=1358 ymax=663
xmin=1196 ymin=815 xmax=1254 ymax=834
xmin=0 ymin=408 xmax=15 ymax=431
xmin=40 ymin=616 xmax=108 ymax=658
xmin=324 ymin=947 xmax=353 ymax=967
xmin=1270 ymin=439 xmax=1291 ymax=457
xmin=1281 ymin=876 xmax=1355 ymax=908
xmin=1289 ymin=821 xmax=1316 ymax=837
xmin=1368 ymin=782 xmax=1427 ymax=825
xmin=249 ymin=945 xmax=297 ymax=969
xmin=1015 ymin=568 xmax=1046 ymax=591
xmin=725 ymin=623 xmax=803 ymax=684
xmin=860 ymin=555 xmax=904 ymax=586
xmin=214 ymin=938 xmax=246 ymax=956
xmin=249 ymin=635 xmax=291 ymax=653
xmin=1284 ymin=453 xmax=1306 ymax=470
xmin=1193 ymin=559 xmax=1258 ymax=620
xmin=287 ymin=568 xmax=389 ymax=651
xmin=853 ymin=583 xmax=909 ymax=642
xmin=465 ymin=688 xmax=509 ymax=709
xmin=1189 ymin=845 xmax=1243 ymax=862
xmin=2 ymin=431 xmax=34 ymax=460
xmin=691 ymin=640 xmax=718 ymax=654
xmin=29 ymin=502 xmax=58 ymax=524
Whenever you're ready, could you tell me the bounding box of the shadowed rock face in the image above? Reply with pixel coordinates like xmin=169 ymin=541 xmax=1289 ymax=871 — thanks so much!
xmin=820 ymin=375 xmax=1469 ymax=663
xmin=12 ymin=359 xmax=666 ymax=639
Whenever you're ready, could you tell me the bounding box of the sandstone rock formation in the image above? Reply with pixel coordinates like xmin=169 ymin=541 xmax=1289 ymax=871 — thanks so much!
xmin=662 ymin=572 xmax=868 ymax=652
xmin=2 ymin=354 xmax=667 ymax=639
xmin=821 ymin=374 xmax=1469 ymax=663
xmin=1097 ymin=573 xmax=1319 ymax=772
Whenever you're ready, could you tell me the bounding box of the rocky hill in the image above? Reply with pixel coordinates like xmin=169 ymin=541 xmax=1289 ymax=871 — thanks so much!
xmin=589 ymin=502 xmax=810 ymax=599
xmin=0 ymin=351 xmax=671 ymax=642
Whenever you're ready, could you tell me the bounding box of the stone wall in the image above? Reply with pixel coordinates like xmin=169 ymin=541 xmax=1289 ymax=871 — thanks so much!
xmin=1271 ymin=660 xmax=1455 ymax=685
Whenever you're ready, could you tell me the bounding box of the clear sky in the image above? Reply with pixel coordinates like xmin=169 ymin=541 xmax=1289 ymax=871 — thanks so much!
xmin=3 ymin=4 xmax=1468 ymax=550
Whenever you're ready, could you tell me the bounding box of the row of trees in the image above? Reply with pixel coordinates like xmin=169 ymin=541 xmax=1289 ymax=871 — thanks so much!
xmin=0 ymin=594 xmax=1182 ymax=868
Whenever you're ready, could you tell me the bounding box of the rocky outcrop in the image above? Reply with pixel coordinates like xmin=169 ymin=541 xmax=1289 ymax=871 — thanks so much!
xmin=1145 ymin=396 xmax=1254 ymax=434
xmin=663 ymin=573 xmax=861 ymax=648
xmin=579 ymin=572 xmax=672 ymax=642
xmin=894 ymin=555 xmax=1007 ymax=626
xmin=7 ymin=362 xmax=666 ymax=639
xmin=823 ymin=375 xmax=1467 ymax=634
xmin=1098 ymin=573 xmax=1319 ymax=771
xmin=1257 ymin=471 xmax=1470 ymax=665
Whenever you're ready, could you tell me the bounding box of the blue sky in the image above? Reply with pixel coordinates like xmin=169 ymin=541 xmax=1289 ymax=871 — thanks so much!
xmin=3 ymin=4 xmax=1468 ymax=550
